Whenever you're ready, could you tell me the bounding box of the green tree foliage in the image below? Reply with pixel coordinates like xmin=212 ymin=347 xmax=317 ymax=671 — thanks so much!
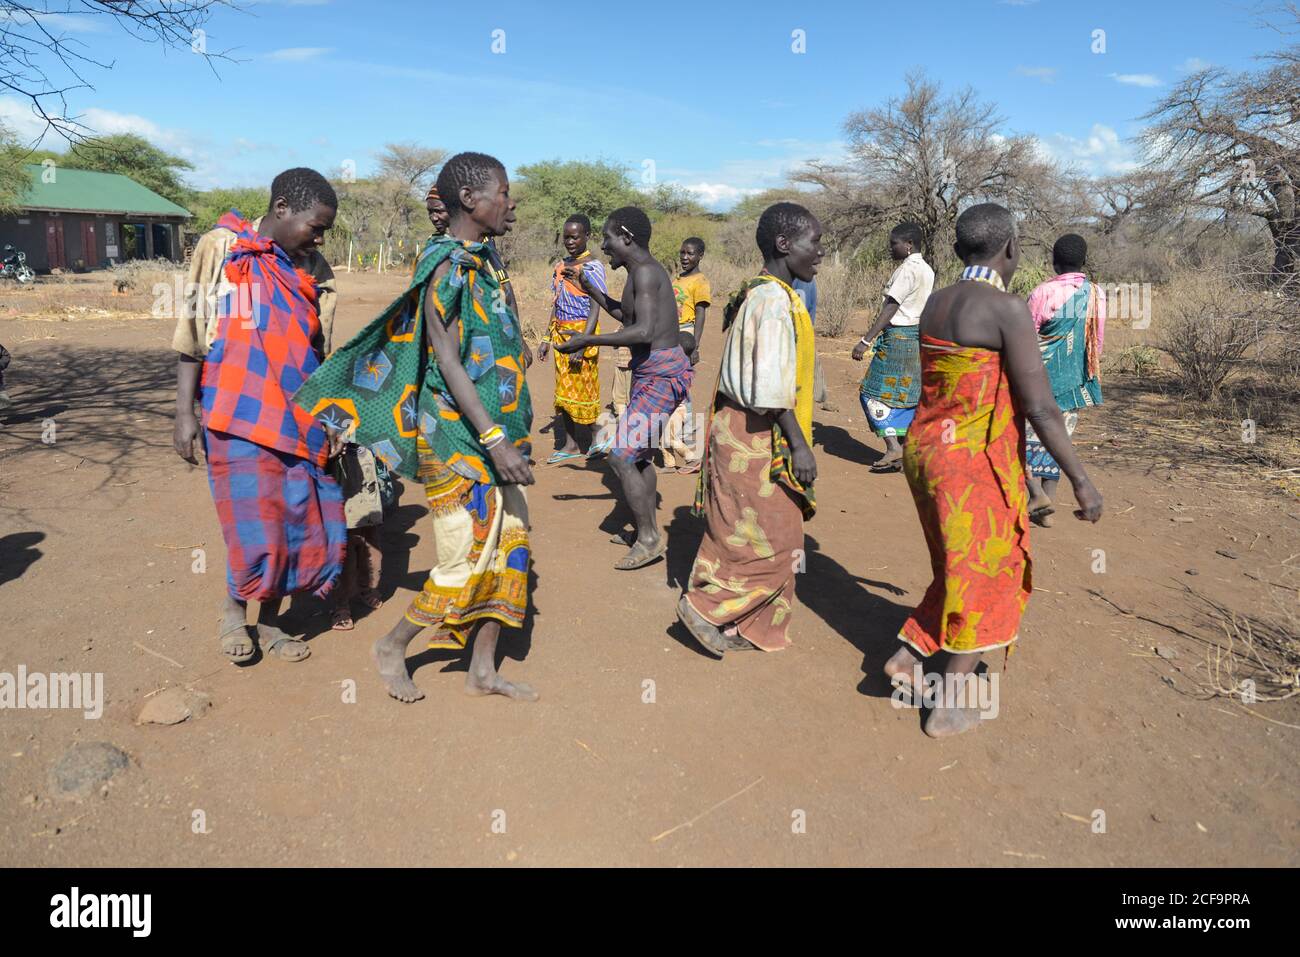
xmin=513 ymin=159 xmax=639 ymax=231
xmin=0 ymin=124 xmax=33 ymax=215
xmin=189 ymin=187 xmax=272 ymax=233
xmin=63 ymin=133 xmax=194 ymax=209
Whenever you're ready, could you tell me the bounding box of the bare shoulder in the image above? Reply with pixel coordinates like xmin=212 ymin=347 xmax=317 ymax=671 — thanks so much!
xmin=991 ymin=289 xmax=1032 ymax=325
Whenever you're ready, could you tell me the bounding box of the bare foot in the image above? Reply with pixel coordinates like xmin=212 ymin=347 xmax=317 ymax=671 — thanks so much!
xmin=371 ymin=635 xmax=425 ymax=703
xmin=924 ymin=705 xmax=983 ymax=738
xmin=465 ymin=668 xmax=539 ymax=702
xmin=884 ymin=644 xmax=922 ymax=683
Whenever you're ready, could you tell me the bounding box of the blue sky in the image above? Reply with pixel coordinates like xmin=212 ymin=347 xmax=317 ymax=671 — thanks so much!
xmin=0 ymin=0 xmax=1282 ymax=209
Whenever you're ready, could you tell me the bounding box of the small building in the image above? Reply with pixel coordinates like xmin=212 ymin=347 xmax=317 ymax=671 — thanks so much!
xmin=0 ymin=164 xmax=191 ymax=273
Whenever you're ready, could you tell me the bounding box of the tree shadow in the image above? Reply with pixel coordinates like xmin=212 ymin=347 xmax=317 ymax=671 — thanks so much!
xmin=813 ymin=421 xmax=882 ymax=469
xmin=0 ymin=343 xmax=177 ymax=528
xmin=0 ymin=530 xmax=44 ymax=587
xmin=797 ymin=534 xmax=914 ymax=699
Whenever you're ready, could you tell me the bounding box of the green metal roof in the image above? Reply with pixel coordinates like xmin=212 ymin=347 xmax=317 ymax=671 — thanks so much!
xmin=16 ymin=164 xmax=191 ymax=218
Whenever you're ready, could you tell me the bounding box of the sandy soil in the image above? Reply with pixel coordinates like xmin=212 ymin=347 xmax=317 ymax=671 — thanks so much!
xmin=0 ymin=271 xmax=1296 ymax=867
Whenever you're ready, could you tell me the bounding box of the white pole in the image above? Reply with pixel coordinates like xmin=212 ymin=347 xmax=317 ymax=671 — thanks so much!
xmin=347 ymin=238 xmax=353 ymax=273
xmin=378 ymin=243 xmax=384 ymax=274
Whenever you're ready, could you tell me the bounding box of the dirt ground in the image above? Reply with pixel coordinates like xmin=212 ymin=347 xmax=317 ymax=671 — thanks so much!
xmin=0 ymin=270 xmax=1296 ymax=867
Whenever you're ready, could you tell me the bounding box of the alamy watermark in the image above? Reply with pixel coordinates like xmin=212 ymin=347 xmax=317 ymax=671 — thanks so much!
xmin=890 ymin=666 xmax=1000 ymax=720
xmin=0 ymin=667 xmax=103 ymax=719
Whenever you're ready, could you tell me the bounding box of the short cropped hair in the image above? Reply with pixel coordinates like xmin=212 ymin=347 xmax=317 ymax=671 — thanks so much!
xmin=269 ymin=167 xmax=337 ymax=213
xmin=606 ymin=206 xmax=652 ymax=248
xmin=564 ymin=213 xmax=592 ymax=233
xmin=1052 ymin=233 xmax=1088 ymax=271
xmin=954 ymin=203 xmax=1015 ymax=260
xmin=755 ymin=202 xmax=816 ymax=261
xmin=436 ymin=151 xmax=506 ymax=216
xmin=890 ymin=221 xmax=924 ymax=250
xmin=682 ymin=236 xmax=706 ymax=255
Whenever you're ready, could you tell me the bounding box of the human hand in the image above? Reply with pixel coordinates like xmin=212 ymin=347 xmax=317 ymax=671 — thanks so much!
xmin=488 ymin=440 xmax=535 ymax=485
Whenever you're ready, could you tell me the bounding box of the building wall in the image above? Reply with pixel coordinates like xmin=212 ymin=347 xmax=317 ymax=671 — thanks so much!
xmin=0 ymin=212 xmax=186 ymax=272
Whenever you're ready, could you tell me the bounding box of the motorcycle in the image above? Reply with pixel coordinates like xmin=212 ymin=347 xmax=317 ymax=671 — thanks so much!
xmin=0 ymin=244 xmax=35 ymax=283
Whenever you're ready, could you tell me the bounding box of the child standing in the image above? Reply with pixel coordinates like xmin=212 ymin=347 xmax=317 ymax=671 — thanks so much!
xmin=662 ymin=238 xmax=710 ymax=473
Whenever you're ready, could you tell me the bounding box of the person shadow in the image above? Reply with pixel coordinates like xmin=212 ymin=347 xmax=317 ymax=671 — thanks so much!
xmin=796 ymin=534 xmax=914 ymax=699
xmin=812 ymin=421 xmax=884 ymax=469
xmin=0 ymin=531 xmax=44 ymax=587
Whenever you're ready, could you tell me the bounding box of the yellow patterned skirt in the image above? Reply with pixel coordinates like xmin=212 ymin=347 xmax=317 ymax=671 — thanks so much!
xmin=405 ymin=447 xmax=530 ymax=648
xmin=552 ymin=319 xmax=601 ymax=425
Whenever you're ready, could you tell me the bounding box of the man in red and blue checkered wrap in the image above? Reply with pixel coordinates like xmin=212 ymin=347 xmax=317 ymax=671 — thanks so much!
xmin=173 ymin=168 xmax=346 ymax=665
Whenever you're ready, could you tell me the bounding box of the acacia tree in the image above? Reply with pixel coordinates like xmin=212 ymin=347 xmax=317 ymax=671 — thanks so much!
xmin=373 ymin=142 xmax=446 ymax=249
xmin=1139 ymin=5 xmax=1300 ymax=278
xmin=826 ymin=70 xmax=1061 ymax=262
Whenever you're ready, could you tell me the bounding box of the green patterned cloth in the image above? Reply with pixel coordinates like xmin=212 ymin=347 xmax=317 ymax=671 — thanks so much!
xmin=294 ymin=236 xmax=532 ymax=485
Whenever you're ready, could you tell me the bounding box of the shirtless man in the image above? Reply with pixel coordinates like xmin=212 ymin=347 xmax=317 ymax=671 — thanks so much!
xmin=554 ymin=206 xmax=692 ymax=570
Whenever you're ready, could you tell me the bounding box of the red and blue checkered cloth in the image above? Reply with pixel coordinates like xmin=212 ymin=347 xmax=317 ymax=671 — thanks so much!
xmin=200 ymin=211 xmax=328 ymax=466
xmin=204 ymin=429 xmax=345 ymax=601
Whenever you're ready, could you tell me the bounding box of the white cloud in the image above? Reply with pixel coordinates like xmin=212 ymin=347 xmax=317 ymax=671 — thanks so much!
xmin=675 ymin=182 xmax=764 ymax=209
xmin=266 ymin=47 xmax=333 ymax=62
xmin=1016 ymin=66 xmax=1057 ymax=83
xmin=1110 ymin=72 xmax=1161 ymax=88
xmin=1041 ymin=123 xmax=1140 ymax=176
xmin=1178 ymin=57 xmax=1213 ymax=72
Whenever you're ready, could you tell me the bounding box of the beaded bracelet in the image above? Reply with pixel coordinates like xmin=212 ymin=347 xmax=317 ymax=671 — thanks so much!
xmin=479 ymin=426 xmax=505 ymax=450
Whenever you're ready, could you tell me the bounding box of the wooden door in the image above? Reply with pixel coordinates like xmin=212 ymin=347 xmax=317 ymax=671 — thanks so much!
xmin=45 ymin=219 xmax=65 ymax=269
xmin=81 ymin=221 xmax=96 ymax=267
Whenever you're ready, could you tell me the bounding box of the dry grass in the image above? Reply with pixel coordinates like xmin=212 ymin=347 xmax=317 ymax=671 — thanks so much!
xmin=2 ymin=262 xmax=184 ymax=321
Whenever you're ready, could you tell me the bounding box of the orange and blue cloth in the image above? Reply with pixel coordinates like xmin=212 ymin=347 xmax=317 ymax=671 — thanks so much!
xmin=200 ymin=211 xmax=329 ymax=467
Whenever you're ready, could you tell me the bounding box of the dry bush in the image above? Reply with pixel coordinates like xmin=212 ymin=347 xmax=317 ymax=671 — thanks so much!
xmin=814 ymin=259 xmax=888 ymax=338
xmin=1156 ymin=264 xmax=1269 ymax=400
xmin=1195 ymin=583 xmax=1300 ymax=705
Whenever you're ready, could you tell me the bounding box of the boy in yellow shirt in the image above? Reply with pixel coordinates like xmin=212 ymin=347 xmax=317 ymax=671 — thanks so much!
xmin=662 ymin=238 xmax=710 ymax=472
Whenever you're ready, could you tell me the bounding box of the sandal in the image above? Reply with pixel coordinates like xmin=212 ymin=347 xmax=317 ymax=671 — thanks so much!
xmin=546 ymin=450 xmax=583 ymax=465
xmin=614 ymin=537 xmax=666 ymax=570
xmin=676 ymin=596 xmax=726 ymax=658
xmin=219 ymin=625 xmax=256 ymax=664
xmin=870 ymin=458 xmax=904 ymax=474
xmin=259 ymin=630 xmax=311 ymax=662
xmin=358 ymin=588 xmax=383 ymax=610
xmin=331 ymin=606 xmax=355 ymax=631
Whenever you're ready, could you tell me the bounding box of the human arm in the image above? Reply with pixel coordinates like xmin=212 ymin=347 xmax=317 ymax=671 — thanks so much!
xmin=425 ymin=264 xmax=534 ymax=485
xmin=852 ymin=298 xmax=901 ymax=360
xmin=773 ymin=407 xmax=816 ymax=485
xmin=173 ymin=356 xmax=202 ymax=463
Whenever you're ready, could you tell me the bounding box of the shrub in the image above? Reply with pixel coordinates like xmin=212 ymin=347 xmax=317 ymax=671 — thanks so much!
xmin=1157 ymin=266 xmax=1263 ymax=401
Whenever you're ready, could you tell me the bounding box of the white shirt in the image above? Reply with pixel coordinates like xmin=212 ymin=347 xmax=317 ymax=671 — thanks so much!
xmin=883 ymin=253 xmax=934 ymax=327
